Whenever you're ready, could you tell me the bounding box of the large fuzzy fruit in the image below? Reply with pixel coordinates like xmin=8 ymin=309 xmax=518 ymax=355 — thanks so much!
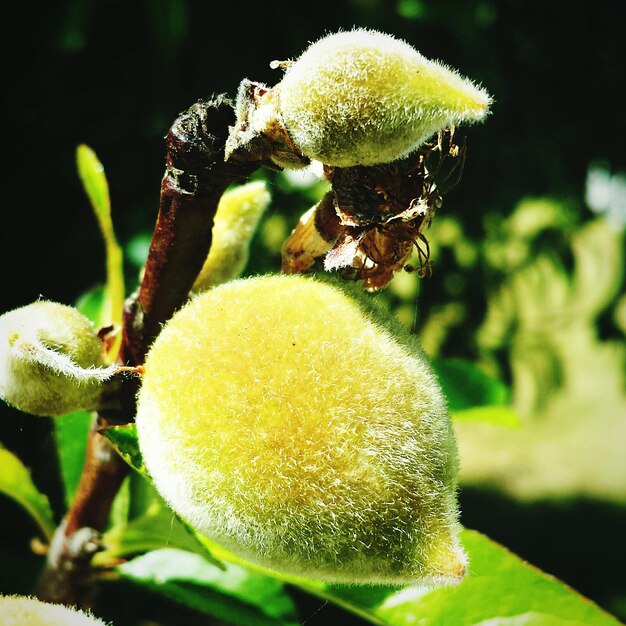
xmin=278 ymin=28 xmax=491 ymax=166
xmin=0 ymin=301 xmax=114 ymax=417
xmin=136 ymin=274 xmax=466 ymax=584
xmin=0 ymin=595 xmax=110 ymax=625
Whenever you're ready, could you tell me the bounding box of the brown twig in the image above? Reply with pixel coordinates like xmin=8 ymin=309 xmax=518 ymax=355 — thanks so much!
xmin=123 ymin=95 xmax=258 ymax=364
xmin=35 ymin=414 xmax=129 ymax=607
xmin=36 ymin=94 xmax=259 ymax=607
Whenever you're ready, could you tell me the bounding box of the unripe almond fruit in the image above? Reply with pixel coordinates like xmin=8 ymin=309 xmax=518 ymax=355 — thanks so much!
xmin=277 ymin=28 xmax=491 ymax=166
xmin=136 ymin=274 xmax=466 ymax=584
xmin=0 ymin=301 xmax=115 ymax=416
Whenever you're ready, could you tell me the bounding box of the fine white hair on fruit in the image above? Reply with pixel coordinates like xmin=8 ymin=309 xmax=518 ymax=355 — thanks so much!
xmin=0 ymin=595 xmax=111 ymax=626
xmin=136 ymin=274 xmax=466 ymax=585
xmin=277 ymin=28 xmax=492 ymax=166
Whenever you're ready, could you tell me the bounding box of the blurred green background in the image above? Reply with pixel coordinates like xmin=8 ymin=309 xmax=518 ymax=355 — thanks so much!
xmin=1 ymin=0 xmax=625 ymax=623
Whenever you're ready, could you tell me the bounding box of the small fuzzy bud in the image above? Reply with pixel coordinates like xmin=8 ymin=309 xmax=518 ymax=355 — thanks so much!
xmin=277 ymin=28 xmax=492 ymax=166
xmin=0 ymin=595 xmax=110 ymax=625
xmin=136 ymin=274 xmax=466 ymax=585
xmin=0 ymin=301 xmax=116 ymax=417
xmin=192 ymin=181 xmax=271 ymax=292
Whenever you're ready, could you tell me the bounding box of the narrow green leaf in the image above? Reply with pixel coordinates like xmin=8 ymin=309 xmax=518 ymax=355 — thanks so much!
xmin=0 ymin=446 xmax=56 ymax=541
xmin=55 ymin=410 xmax=92 ymax=506
xmin=100 ymin=424 xmax=145 ymax=476
xmin=109 ymin=474 xmax=132 ymax=531
xmin=118 ymin=548 xmax=298 ymax=626
xmin=127 ymin=468 xmax=161 ymax=521
xmin=77 ymin=143 xmax=110 ymax=221
xmin=76 ymin=144 xmax=124 ymax=355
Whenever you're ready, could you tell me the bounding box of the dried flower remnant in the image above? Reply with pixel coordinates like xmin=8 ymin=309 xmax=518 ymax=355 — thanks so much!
xmin=282 ymin=130 xmax=466 ymax=290
xmin=281 ymin=191 xmax=341 ymax=275
xmin=225 ymin=79 xmax=311 ymax=170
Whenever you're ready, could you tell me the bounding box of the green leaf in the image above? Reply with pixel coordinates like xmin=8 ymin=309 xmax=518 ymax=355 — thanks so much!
xmin=127 ymin=468 xmax=161 ymax=521
xmin=0 ymin=446 xmax=56 ymax=541
xmin=55 ymin=410 xmax=92 ymax=506
xmin=76 ymin=144 xmax=124 ymax=355
xmin=75 ymin=285 xmax=106 ymax=326
xmin=433 ymin=358 xmax=509 ymax=410
xmin=99 ymin=425 xmax=223 ymax=569
xmin=100 ymin=424 xmax=145 ymax=475
xmin=77 ymin=143 xmax=110 ymax=221
xmin=118 ymin=549 xmax=298 ymax=626
xmin=109 ymin=474 xmax=132 ymax=531
xmin=193 ymin=529 xmax=621 ymax=626
xmin=125 ymin=231 xmax=152 ymax=270
xmin=369 ymin=529 xmax=622 ymax=626
xmin=432 ymin=358 xmax=520 ymax=426
xmin=98 ymin=498 xmax=224 ymax=570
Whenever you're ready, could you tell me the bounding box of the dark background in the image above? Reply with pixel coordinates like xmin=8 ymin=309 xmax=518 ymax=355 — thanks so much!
xmin=2 ymin=0 xmax=624 ymax=316
xmin=1 ymin=0 xmax=625 ymax=623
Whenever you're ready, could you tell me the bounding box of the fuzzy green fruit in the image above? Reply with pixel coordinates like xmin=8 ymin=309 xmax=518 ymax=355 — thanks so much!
xmin=0 ymin=595 xmax=110 ymax=626
xmin=136 ymin=274 xmax=466 ymax=585
xmin=278 ymin=28 xmax=491 ymax=166
xmin=0 ymin=301 xmax=115 ymax=416
xmin=192 ymin=181 xmax=271 ymax=291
